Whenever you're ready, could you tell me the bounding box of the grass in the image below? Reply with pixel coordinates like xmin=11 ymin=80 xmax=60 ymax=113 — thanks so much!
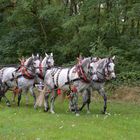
xmin=0 ymin=93 xmax=140 ymax=140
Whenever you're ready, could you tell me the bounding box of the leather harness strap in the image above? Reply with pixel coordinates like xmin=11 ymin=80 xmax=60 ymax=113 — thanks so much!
xmin=77 ymin=65 xmax=90 ymax=83
xmin=56 ymin=69 xmax=62 ymax=87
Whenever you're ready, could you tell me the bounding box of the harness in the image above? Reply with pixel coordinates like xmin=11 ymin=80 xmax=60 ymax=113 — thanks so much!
xmin=37 ymin=63 xmax=44 ymax=80
xmin=18 ymin=60 xmax=35 ymax=80
xmin=56 ymin=69 xmax=62 ymax=87
xmin=76 ymin=64 xmax=90 ymax=83
xmin=20 ymin=67 xmax=35 ymax=79
xmin=93 ymin=61 xmax=115 ymax=82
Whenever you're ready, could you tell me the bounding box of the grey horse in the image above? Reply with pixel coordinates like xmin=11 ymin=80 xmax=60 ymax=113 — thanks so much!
xmin=78 ymin=56 xmax=116 ymax=114
xmin=0 ymin=55 xmax=41 ymax=107
xmin=42 ymin=57 xmax=97 ymax=115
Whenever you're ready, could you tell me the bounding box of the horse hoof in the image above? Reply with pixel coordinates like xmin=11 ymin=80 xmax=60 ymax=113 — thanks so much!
xmin=76 ymin=113 xmax=80 ymax=116
xmin=44 ymin=109 xmax=48 ymax=112
xmin=50 ymin=110 xmax=55 ymax=114
xmin=101 ymin=111 xmax=106 ymax=114
xmin=6 ymin=101 xmax=11 ymax=107
xmin=70 ymin=108 xmax=75 ymax=112
xmin=87 ymin=111 xmax=91 ymax=114
xmin=44 ymin=107 xmax=49 ymax=112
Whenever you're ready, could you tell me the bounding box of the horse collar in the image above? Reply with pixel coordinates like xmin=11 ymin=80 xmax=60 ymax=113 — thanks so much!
xmin=77 ymin=65 xmax=90 ymax=83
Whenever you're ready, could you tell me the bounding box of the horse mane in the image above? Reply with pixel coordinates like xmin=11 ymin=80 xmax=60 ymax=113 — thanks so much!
xmin=97 ymin=58 xmax=109 ymax=69
xmin=42 ymin=56 xmax=47 ymax=66
xmin=81 ymin=57 xmax=91 ymax=66
xmin=25 ymin=57 xmax=33 ymax=67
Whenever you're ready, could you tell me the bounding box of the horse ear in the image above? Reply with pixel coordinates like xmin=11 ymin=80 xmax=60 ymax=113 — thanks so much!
xmin=45 ymin=53 xmax=48 ymax=58
xmin=18 ymin=58 xmax=21 ymax=62
xmin=112 ymin=56 xmax=115 ymax=60
xmin=50 ymin=53 xmax=53 ymax=57
xmin=37 ymin=53 xmax=39 ymax=58
xmin=32 ymin=54 xmax=35 ymax=59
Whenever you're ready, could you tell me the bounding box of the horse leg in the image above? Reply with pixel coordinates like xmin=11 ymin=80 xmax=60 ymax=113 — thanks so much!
xmin=98 ymin=88 xmax=107 ymax=114
xmin=17 ymin=92 xmax=22 ymax=107
xmin=29 ymin=87 xmax=36 ymax=107
xmin=0 ymin=95 xmax=2 ymax=102
xmin=50 ymin=90 xmax=58 ymax=114
xmin=44 ymin=93 xmax=50 ymax=112
xmin=86 ymin=89 xmax=91 ymax=114
xmin=69 ymin=97 xmax=75 ymax=112
xmin=2 ymin=94 xmax=11 ymax=107
xmin=0 ymin=87 xmax=11 ymax=106
xmin=12 ymin=92 xmax=16 ymax=102
xmin=72 ymin=92 xmax=79 ymax=116
xmin=79 ymin=89 xmax=91 ymax=113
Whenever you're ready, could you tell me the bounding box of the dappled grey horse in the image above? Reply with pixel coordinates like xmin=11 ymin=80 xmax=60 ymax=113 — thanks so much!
xmin=42 ymin=57 xmax=97 ymax=115
xmin=0 ymin=55 xmax=41 ymax=107
xmin=79 ymin=56 xmax=116 ymax=114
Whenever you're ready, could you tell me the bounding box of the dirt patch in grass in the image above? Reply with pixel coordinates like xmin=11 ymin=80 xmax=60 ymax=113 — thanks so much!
xmin=111 ymin=86 xmax=140 ymax=102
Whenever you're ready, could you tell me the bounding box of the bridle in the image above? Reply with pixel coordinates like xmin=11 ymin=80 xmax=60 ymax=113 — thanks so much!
xmin=76 ymin=59 xmax=93 ymax=83
xmin=104 ymin=61 xmax=115 ymax=78
xmin=18 ymin=59 xmax=36 ymax=79
xmin=37 ymin=57 xmax=54 ymax=80
xmin=93 ymin=59 xmax=115 ymax=82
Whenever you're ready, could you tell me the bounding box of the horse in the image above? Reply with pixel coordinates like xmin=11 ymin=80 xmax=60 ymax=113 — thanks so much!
xmin=35 ymin=53 xmax=54 ymax=83
xmin=78 ymin=56 xmax=116 ymax=114
xmin=32 ymin=53 xmax=55 ymax=108
xmin=0 ymin=54 xmax=41 ymax=107
xmin=42 ymin=57 xmax=97 ymax=115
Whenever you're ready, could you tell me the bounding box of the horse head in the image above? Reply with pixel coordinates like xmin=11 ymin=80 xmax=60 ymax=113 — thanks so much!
xmin=105 ymin=56 xmax=116 ymax=79
xmin=88 ymin=57 xmax=101 ymax=81
xmin=77 ymin=57 xmax=94 ymax=82
xmin=22 ymin=54 xmax=41 ymax=75
xmin=35 ymin=53 xmax=54 ymax=79
xmin=91 ymin=56 xmax=116 ymax=81
xmin=31 ymin=54 xmax=41 ymax=69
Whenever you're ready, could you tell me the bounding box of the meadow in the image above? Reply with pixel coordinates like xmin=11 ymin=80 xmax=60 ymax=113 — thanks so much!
xmin=0 ymin=92 xmax=140 ymax=140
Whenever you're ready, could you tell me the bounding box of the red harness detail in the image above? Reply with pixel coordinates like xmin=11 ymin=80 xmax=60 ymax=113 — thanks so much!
xmin=57 ymin=89 xmax=61 ymax=95
xmin=18 ymin=59 xmax=34 ymax=79
xmin=71 ymin=86 xmax=77 ymax=92
xmin=38 ymin=63 xmax=44 ymax=79
xmin=77 ymin=65 xmax=90 ymax=83
xmin=21 ymin=67 xmax=34 ymax=79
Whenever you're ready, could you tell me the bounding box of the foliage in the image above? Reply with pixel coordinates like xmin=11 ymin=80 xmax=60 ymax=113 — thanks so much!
xmin=0 ymin=0 xmax=139 ymax=83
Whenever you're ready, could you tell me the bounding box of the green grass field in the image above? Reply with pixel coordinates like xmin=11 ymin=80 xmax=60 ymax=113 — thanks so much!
xmin=0 ymin=93 xmax=140 ymax=140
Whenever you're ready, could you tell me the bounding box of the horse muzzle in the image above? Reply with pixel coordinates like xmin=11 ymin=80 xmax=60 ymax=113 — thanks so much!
xmin=110 ymin=72 xmax=116 ymax=80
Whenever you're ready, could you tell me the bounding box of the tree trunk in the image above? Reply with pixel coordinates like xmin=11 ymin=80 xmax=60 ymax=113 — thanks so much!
xmin=136 ymin=20 xmax=139 ymax=35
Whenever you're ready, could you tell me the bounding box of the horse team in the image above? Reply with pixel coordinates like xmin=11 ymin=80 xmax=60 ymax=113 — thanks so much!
xmin=0 ymin=53 xmax=116 ymax=116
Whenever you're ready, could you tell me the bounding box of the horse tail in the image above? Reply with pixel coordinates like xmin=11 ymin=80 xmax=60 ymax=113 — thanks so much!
xmin=35 ymin=85 xmax=47 ymax=107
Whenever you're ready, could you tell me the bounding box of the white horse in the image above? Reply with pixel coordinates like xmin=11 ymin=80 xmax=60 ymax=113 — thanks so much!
xmin=35 ymin=53 xmax=54 ymax=83
xmin=78 ymin=56 xmax=116 ymax=114
xmin=0 ymin=54 xmax=41 ymax=107
xmin=34 ymin=53 xmax=54 ymax=108
xmin=42 ymin=57 xmax=97 ymax=115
